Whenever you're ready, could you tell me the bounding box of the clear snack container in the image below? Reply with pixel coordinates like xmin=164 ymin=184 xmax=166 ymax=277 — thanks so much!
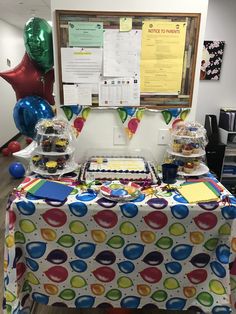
xmin=30 ymin=118 xmax=77 ymax=176
xmin=167 ymin=121 xmax=209 ymax=176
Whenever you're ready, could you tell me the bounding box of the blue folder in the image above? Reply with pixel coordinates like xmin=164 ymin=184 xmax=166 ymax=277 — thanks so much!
xmin=28 ymin=180 xmax=74 ymax=202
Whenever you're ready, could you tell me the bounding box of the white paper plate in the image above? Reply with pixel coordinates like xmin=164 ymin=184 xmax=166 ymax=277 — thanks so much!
xmin=167 ymin=148 xmax=206 ymax=158
xmin=178 ymin=163 xmax=209 ymax=177
xmin=31 ymin=162 xmax=78 ymax=176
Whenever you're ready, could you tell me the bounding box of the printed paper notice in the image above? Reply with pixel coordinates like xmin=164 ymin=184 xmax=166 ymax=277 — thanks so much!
xmin=63 ymin=84 xmax=92 ymax=106
xmin=103 ymin=30 xmax=141 ymax=77
xmin=68 ymin=22 xmax=103 ymax=47
xmin=61 ymin=47 xmax=102 ymax=83
xmin=99 ymin=78 xmax=140 ymax=107
xmin=120 ymin=17 xmax=132 ymax=32
xmin=140 ymin=21 xmax=187 ymax=93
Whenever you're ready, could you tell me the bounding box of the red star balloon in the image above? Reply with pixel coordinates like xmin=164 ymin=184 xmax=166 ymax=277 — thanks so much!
xmin=0 ymin=52 xmax=54 ymax=105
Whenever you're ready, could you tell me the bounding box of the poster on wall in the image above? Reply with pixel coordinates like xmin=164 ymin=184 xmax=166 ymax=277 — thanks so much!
xmin=200 ymin=40 xmax=225 ymax=81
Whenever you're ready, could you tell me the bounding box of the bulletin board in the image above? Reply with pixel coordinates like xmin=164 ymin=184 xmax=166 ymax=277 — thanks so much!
xmin=55 ymin=10 xmax=201 ymax=109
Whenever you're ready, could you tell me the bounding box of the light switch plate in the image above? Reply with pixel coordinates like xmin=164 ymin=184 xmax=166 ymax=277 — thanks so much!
xmin=113 ymin=127 xmax=126 ymax=145
xmin=157 ymin=128 xmax=170 ymax=145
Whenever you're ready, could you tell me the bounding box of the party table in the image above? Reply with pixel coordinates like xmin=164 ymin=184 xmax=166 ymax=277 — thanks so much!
xmin=3 ymin=175 xmax=236 ymax=314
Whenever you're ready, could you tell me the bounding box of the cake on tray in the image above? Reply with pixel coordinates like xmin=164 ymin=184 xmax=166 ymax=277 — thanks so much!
xmin=81 ymin=156 xmax=158 ymax=184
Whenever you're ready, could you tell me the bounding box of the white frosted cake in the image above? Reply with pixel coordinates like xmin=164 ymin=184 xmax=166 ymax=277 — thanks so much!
xmin=82 ymin=156 xmax=157 ymax=183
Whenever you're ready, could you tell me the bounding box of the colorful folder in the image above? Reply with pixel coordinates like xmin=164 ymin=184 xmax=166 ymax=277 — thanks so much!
xmin=178 ymin=182 xmax=220 ymax=204
xmin=23 ymin=179 xmax=73 ymax=202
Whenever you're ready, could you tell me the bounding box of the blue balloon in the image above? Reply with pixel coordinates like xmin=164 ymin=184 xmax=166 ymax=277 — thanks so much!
xmin=123 ymin=244 xmax=144 ymax=260
xmin=118 ymin=261 xmax=135 ymax=273
xmin=132 ymin=193 xmax=145 ymax=203
xmin=173 ymin=194 xmax=188 ymax=204
xmin=75 ymin=296 xmax=95 ymax=308
xmin=124 ymin=107 xmax=136 ymax=116
xmin=120 ymin=203 xmax=138 ymax=218
xmin=221 ymin=206 xmax=236 ymax=219
xmin=166 ymin=298 xmax=186 ymax=310
xmin=120 ymin=296 xmax=140 ymax=308
xmin=165 ymin=262 xmax=182 ymax=274
xmin=171 ymin=205 xmax=189 ymax=219
xmin=74 ymin=242 xmax=96 ymax=259
xmin=26 ymin=242 xmax=46 ymax=259
xmin=77 ymin=191 xmax=97 ymax=202
xmin=216 ymin=244 xmax=230 ymax=264
xmin=169 ymin=108 xmax=181 ymax=117
xmin=210 ymin=261 xmax=226 ymax=278
xmin=70 ymin=260 xmax=87 ymax=272
xmin=171 ymin=244 xmax=193 ymax=261
xmin=71 ymin=105 xmax=82 ymax=115
xmin=13 ymin=96 xmax=54 ymax=138
xmin=212 ymin=306 xmax=231 ymax=314
xmin=16 ymin=201 xmax=35 ymax=215
xmin=32 ymin=292 xmax=49 ymax=305
xmin=69 ymin=202 xmax=87 ymax=217
xmin=26 ymin=258 xmax=39 ymax=271
xmin=9 ymin=162 xmax=25 ymax=179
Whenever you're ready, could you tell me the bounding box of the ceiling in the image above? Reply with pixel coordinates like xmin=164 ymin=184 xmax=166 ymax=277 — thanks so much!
xmin=0 ymin=0 xmax=51 ymax=29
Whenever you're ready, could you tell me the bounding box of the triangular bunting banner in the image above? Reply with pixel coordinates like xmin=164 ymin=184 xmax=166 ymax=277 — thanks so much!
xmin=61 ymin=105 xmax=91 ymax=137
xmin=161 ymin=108 xmax=190 ymax=125
xmin=117 ymin=107 xmax=145 ymax=140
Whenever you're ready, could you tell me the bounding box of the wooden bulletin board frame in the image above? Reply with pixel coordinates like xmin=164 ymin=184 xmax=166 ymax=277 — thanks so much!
xmin=55 ymin=10 xmax=201 ymax=109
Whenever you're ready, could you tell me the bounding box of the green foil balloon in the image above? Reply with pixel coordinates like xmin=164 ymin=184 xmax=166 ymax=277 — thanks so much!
xmin=59 ymin=289 xmax=76 ymax=301
xmin=151 ymin=290 xmax=168 ymax=302
xmin=24 ymin=17 xmax=53 ymax=73
xmin=197 ymin=292 xmax=214 ymax=307
xmin=106 ymin=289 xmax=122 ymax=301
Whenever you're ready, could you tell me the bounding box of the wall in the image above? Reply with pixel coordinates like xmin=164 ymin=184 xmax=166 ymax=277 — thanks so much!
xmin=51 ymin=0 xmax=209 ymax=163
xmin=196 ymin=0 xmax=236 ymax=124
xmin=0 ymin=20 xmax=25 ymax=147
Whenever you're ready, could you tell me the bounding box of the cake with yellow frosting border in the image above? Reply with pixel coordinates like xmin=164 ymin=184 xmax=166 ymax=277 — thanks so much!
xmin=82 ymin=156 xmax=157 ymax=183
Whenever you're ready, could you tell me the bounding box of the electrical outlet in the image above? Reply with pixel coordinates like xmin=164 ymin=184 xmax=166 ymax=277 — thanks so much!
xmin=113 ymin=127 xmax=126 ymax=145
xmin=157 ymin=128 xmax=170 ymax=145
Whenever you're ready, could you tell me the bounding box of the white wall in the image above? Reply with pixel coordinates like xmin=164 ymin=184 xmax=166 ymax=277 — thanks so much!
xmin=51 ymin=0 xmax=209 ymax=163
xmin=196 ymin=0 xmax=236 ymax=124
xmin=0 ymin=20 xmax=25 ymax=147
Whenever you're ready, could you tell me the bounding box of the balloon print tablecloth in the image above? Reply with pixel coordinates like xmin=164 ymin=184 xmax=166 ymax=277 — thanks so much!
xmin=3 ymin=177 xmax=236 ymax=314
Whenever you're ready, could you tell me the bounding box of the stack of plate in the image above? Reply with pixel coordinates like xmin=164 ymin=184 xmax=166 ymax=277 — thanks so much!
xmin=100 ymin=181 xmax=141 ymax=202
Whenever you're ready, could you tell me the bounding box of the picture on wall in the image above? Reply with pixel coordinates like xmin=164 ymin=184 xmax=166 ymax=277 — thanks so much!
xmin=200 ymin=40 xmax=225 ymax=80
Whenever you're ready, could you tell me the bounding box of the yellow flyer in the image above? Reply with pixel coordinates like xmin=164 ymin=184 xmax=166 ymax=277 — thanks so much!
xmin=140 ymin=20 xmax=187 ymax=93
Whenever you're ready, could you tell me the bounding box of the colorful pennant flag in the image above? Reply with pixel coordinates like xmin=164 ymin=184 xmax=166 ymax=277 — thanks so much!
xmin=161 ymin=108 xmax=190 ymax=126
xmin=117 ymin=107 xmax=145 ymax=140
xmin=61 ymin=105 xmax=91 ymax=137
